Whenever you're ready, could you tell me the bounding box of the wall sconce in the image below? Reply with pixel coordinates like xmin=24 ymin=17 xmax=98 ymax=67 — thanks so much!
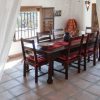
xmin=85 ymin=0 xmax=90 ymax=11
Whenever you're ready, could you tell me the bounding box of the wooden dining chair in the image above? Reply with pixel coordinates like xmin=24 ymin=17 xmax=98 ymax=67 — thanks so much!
xmin=82 ymin=31 xmax=99 ymax=70
xmin=21 ymin=38 xmax=48 ymax=83
xmin=52 ymin=28 xmax=64 ymax=40
xmin=54 ymin=35 xmax=84 ymax=79
xmin=36 ymin=31 xmax=52 ymax=43
xmin=85 ymin=27 xmax=98 ymax=33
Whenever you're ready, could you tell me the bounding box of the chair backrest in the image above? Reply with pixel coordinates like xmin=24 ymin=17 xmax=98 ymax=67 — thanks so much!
xmin=94 ymin=31 xmax=99 ymax=50
xmin=52 ymin=28 xmax=64 ymax=40
xmin=21 ymin=38 xmax=38 ymax=64
xmin=67 ymin=35 xmax=84 ymax=58
xmin=86 ymin=27 xmax=92 ymax=33
xmin=37 ymin=31 xmax=52 ymax=43
xmin=85 ymin=27 xmax=97 ymax=33
xmin=85 ymin=31 xmax=99 ymax=53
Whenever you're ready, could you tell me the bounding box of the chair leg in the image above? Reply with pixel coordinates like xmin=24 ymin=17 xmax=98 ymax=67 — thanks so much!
xmin=62 ymin=63 xmax=64 ymax=66
xmin=84 ymin=56 xmax=86 ymax=71
xmin=35 ymin=67 xmax=38 ymax=83
xmin=96 ymin=50 xmax=98 ymax=58
xmin=87 ymin=55 xmax=90 ymax=62
xmin=26 ymin=64 xmax=29 ymax=72
xmin=78 ymin=58 xmax=81 ymax=73
xmin=39 ymin=66 xmax=41 ymax=71
xmin=93 ymin=52 xmax=96 ymax=66
xmin=23 ymin=62 xmax=26 ymax=77
xmin=64 ymin=63 xmax=68 ymax=79
xmin=52 ymin=61 xmax=54 ymax=76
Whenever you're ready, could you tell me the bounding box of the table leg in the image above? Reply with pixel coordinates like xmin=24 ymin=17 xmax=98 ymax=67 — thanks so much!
xmin=47 ymin=57 xmax=53 ymax=84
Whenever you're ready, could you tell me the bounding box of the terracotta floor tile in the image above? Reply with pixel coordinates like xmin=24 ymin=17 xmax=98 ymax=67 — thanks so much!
xmin=1 ymin=79 xmax=21 ymax=90
xmin=0 ymin=74 xmax=13 ymax=84
xmin=70 ymin=78 xmax=92 ymax=89
xmin=45 ymin=91 xmax=68 ymax=100
xmin=34 ymin=85 xmax=55 ymax=96
xmin=73 ymin=91 xmax=98 ymax=100
xmin=60 ymin=83 xmax=81 ymax=97
xmin=0 ymin=60 xmax=100 ymax=100
xmin=0 ymin=91 xmax=14 ymax=100
xmin=89 ymin=69 xmax=100 ymax=77
xmin=0 ymin=85 xmax=6 ymax=93
xmin=9 ymin=85 xmax=30 ymax=96
xmin=17 ymin=90 xmax=40 ymax=100
xmin=86 ymin=84 xmax=100 ymax=96
xmin=9 ymin=71 xmax=23 ymax=78
xmin=79 ymin=73 xmax=100 ymax=83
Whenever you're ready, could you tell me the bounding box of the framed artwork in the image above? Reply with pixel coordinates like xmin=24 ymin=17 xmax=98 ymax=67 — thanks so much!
xmin=55 ymin=10 xmax=61 ymax=16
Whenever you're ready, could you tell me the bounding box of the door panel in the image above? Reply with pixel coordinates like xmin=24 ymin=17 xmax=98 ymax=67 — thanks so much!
xmin=42 ymin=7 xmax=54 ymax=32
xmin=92 ymin=3 xmax=99 ymax=30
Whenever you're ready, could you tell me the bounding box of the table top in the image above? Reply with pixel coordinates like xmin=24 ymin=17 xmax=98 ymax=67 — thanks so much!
xmin=25 ymin=38 xmax=83 ymax=56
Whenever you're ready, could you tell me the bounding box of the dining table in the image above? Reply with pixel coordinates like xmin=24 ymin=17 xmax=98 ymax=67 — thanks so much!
xmin=36 ymin=40 xmax=69 ymax=84
xmin=25 ymin=38 xmax=85 ymax=84
xmin=25 ymin=33 xmax=100 ymax=84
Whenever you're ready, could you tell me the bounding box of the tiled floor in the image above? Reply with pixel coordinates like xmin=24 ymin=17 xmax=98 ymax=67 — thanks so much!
xmin=0 ymin=59 xmax=100 ymax=100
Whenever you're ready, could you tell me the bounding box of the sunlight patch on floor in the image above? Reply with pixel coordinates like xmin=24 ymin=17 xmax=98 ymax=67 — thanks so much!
xmin=4 ymin=59 xmax=22 ymax=70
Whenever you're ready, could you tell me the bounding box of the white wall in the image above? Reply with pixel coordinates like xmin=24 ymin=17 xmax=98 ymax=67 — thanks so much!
xmin=9 ymin=0 xmax=85 ymax=56
xmin=84 ymin=0 xmax=97 ymax=29
xmin=92 ymin=0 xmax=96 ymax=3
xmin=21 ymin=0 xmax=84 ymax=30
xmin=84 ymin=0 xmax=92 ymax=29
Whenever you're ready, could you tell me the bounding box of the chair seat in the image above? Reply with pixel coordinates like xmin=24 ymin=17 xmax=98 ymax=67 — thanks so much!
xmin=87 ymin=48 xmax=94 ymax=55
xmin=82 ymin=48 xmax=95 ymax=56
xmin=26 ymin=55 xmax=47 ymax=67
xmin=56 ymin=52 xmax=78 ymax=63
xmin=88 ymin=47 xmax=94 ymax=52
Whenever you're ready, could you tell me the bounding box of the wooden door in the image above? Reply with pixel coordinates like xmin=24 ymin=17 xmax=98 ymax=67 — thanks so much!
xmin=41 ymin=7 xmax=54 ymax=32
xmin=92 ymin=3 xmax=99 ymax=31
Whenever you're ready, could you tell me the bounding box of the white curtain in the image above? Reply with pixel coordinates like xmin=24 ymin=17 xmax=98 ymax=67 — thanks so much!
xmin=96 ymin=0 xmax=100 ymax=27
xmin=0 ymin=0 xmax=21 ymax=80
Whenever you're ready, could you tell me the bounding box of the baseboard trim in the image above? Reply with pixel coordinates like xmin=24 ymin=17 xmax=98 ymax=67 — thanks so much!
xmin=8 ymin=53 xmax=23 ymax=62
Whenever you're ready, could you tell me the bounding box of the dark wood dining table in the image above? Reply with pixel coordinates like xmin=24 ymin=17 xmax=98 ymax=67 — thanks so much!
xmin=25 ymin=35 xmax=100 ymax=84
xmin=26 ymin=39 xmax=84 ymax=84
xmin=36 ymin=40 xmax=69 ymax=84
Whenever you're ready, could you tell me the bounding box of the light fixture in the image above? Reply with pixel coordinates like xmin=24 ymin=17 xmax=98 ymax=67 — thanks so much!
xmin=85 ymin=0 xmax=90 ymax=11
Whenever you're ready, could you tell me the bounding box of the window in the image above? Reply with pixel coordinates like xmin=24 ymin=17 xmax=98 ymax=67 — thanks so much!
xmin=14 ymin=6 xmax=40 ymax=41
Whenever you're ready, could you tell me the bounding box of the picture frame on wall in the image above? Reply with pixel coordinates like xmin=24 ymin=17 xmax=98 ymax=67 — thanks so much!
xmin=55 ymin=10 xmax=61 ymax=16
